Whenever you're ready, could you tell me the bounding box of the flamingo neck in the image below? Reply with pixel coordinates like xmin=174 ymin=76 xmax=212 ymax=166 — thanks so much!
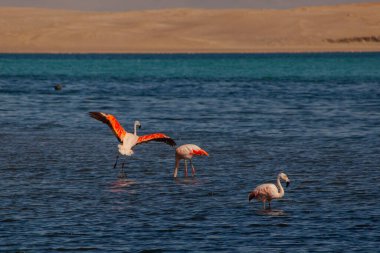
xmin=277 ymin=175 xmax=285 ymax=198
xmin=173 ymin=157 xmax=181 ymax=178
xmin=175 ymin=156 xmax=181 ymax=169
xmin=134 ymin=122 xmax=138 ymax=135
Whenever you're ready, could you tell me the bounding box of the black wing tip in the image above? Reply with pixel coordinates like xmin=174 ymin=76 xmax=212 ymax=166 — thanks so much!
xmin=89 ymin=111 xmax=101 ymax=116
xmin=154 ymin=133 xmax=176 ymax=147
xmin=88 ymin=112 xmax=109 ymax=124
xmin=167 ymin=138 xmax=176 ymax=147
xmin=162 ymin=135 xmax=176 ymax=147
xmin=153 ymin=137 xmax=176 ymax=147
xmin=89 ymin=111 xmax=98 ymax=118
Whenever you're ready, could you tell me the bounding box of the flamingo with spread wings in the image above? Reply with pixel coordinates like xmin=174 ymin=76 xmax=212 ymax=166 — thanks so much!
xmin=89 ymin=112 xmax=176 ymax=177
xmin=174 ymin=144 xmax=209 ymax=178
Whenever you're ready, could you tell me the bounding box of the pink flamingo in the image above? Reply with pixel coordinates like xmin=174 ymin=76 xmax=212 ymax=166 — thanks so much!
xmin=89 ymin=112 xmax=176 ymax=177
xmin=248 ymin=172 xmax=290 ymax=209
xmin=174 ymin=144 xmax=209 ymax=178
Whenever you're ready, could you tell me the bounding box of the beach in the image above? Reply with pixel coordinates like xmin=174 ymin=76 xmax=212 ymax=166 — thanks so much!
xmin=0 ymin=3 xmax=379 ymax=53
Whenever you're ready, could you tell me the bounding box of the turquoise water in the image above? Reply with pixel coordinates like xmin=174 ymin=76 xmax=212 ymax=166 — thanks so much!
xmin=1 ymin=53 xmax=380 ymax=252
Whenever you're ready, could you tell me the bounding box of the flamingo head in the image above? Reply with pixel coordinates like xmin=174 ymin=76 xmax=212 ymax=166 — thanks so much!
xmin=134 ymin=121 xmax=141 ymax=129
xmin=279 ymin=172 xmax=290 ymax=187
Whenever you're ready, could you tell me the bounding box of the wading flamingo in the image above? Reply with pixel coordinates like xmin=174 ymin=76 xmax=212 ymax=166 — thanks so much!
xmin=89 ymin=112 xmax=176 ymax=177
xmin=174 ymin=144 xmax=209 ymax=178
xmin=248 ymin=172 xmax=290 ymax=209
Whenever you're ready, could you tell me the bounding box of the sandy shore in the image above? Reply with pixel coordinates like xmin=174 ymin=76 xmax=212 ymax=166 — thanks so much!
xmin=0 ymin=3 xmax=380 ymax=53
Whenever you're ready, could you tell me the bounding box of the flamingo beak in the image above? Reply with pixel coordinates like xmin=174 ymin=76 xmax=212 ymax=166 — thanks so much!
xmin=286 ymin=181 xmax=290 ymax=187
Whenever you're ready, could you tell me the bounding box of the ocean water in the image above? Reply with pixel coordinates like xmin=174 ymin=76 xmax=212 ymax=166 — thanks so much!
xmin=0 ymin=53 xmax=379 ymax=252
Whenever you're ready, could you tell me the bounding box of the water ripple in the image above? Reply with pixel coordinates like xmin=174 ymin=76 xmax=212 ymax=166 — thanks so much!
xmin=1 ymin=53 xmax=379 ymax=252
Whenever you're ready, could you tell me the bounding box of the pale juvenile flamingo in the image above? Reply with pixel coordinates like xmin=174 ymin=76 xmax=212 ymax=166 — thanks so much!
xmin=174 ymin=144 xmax=209 ymax=178
xmin=89 ymin=112 xmax=176 ymax=177
xmin=248 ymin=172 xmax=290 ymax=209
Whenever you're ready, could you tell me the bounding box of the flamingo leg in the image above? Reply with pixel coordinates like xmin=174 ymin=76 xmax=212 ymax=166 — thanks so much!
xmin=269 ymin=202 xmax=271 ymax=209
xmin=173 ymin=166 xmax=179 ymax=178
xmin=190 ymin=160 xmax=196 ymax=177
xmin=113 ymin=155 xmax=119 ymax=169
xmin=118 ymin=161 xmax=127 ymax=179
xmin=184 ymin=160 xmax=188 ymax=177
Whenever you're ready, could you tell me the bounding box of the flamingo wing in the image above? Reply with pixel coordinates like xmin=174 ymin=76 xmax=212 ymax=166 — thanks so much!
xmin=190 ymin=148 xmax=209 ymax=156
xmin=136 ymin=133 xmax=176 ymax=147
xmin=254 ymin=184 xmax=279 ymax=200
xmin=177 ymin=144 xmax=209 ymax=157
xmin=89 ymin=112 xmax=127 ymax=143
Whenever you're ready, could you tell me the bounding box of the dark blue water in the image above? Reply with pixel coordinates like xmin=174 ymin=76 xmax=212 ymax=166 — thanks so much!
xmin=1 ymin=53 xmax=380 ymax=252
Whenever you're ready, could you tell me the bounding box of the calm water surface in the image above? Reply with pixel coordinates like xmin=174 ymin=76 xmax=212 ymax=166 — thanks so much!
xmin=0 ymin=53 xmax=379 ymax=252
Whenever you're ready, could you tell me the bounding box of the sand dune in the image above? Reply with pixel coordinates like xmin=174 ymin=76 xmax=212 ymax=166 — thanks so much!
xmin=0 ymin=3 xmax=380 ymax=53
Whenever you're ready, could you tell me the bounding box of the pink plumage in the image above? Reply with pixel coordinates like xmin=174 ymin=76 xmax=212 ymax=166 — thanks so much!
xmin=249 ymin=172 xmax=290 ymax=209
xmin=174 ymin=144 xmax=209 ymax=177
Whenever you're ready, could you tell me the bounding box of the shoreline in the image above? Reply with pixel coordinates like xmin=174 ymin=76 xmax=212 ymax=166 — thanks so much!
xmin=1 ymin=50 xmax=380 ymax=55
